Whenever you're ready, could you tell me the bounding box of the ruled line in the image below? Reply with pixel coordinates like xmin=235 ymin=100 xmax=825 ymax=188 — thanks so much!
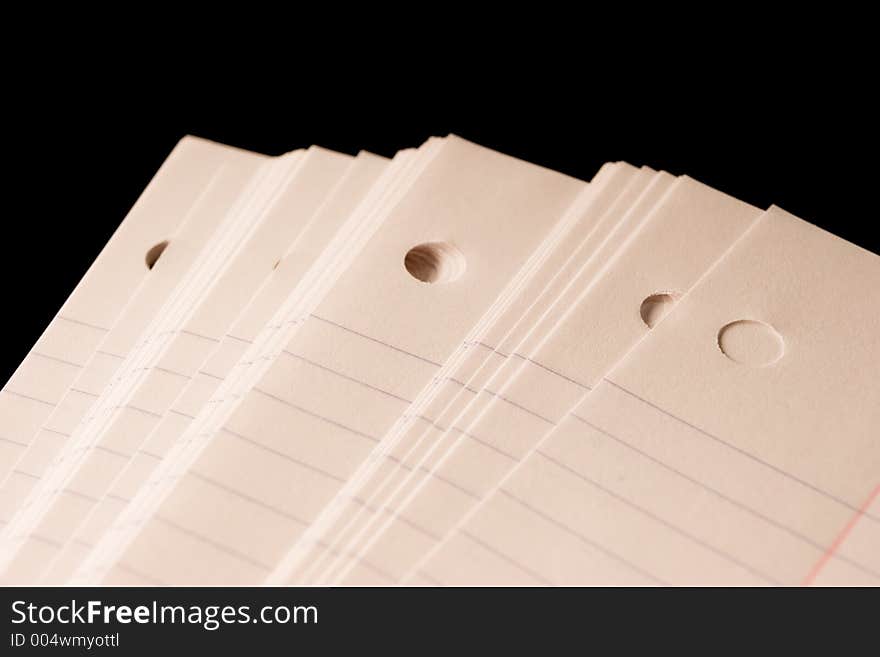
xmin=604 ymin=378 xmax=880 ymax=524
xmin=309 ymin=314 xmax=441 ymax=367
xmin=152 ymin=366 xmax=191 ymax=380
xmin=281 ymin=350 xmax=412 ymax=404
xmin=459 ymin=529 xmax=554 ymax=585
xmin=371 ymin=417 xmax=515 ymax=492
xmin=32 ymin=352 xmax=84 ymax=369
xmin=484 ymin=389 xmax=557 ymax=425
xmin=94 ymin=444 xmax=130 ymax=459
xmin=57 ymin=316 xmax=110 ymax=333
xmin=219 ymin=427 xmax=347 ymax=484
xmin=466 ymin=339 xmax=592 ymax=390
xmin=533 ymin=450 xmax=779 ymax=584
xmin=802 ymin=484 xmax=880 ymax=585
xmin=122 ymin=404 xmax=163 ymax=419
xmin=187 ymin=469 xmax=310 ymax=527
xmin=179 ymin=329 xmax=220 ymax=343
xmin=469 ymin=340 xmax=506 ymax=355
xmin=154 ymin=515 xmax=271 ymax=572
xmin=450 ymin=427 xmax=519 ymax=463
xmin=382 ymin=453 xmax=482 ymax=501
xmin=512 ymin=353 xmax=592 ymax=391
xmin=251 ymin=386 xmax=379 ymax=444
xmin=12 ymin=469 xmax=38 ymax=480
xmin=572 ymin=413 xmax=880 ymax=581
xmin=197 ymin=370 xmax=224 ymax=381
xmin=225 ymin=334 xmax=254 ymax=344
xmin=348 ymin=495 xmax=443 ymax=542
xmin=497 ymin=488 xmax=667 ymax=585
xmin=442 ymin=377 xmax=480 ymax=394
xmin=70 ymin=388 xmax=100 ymax=398
xmin=2 ymin=390 xmax=55 ymax=407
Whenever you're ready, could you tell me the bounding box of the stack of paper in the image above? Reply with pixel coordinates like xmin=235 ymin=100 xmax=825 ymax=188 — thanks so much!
xmin=0 ymin=135 xmax=877 ymax=586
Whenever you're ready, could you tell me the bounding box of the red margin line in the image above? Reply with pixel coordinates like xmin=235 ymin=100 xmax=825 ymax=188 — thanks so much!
xmin=802 ymin=483 xmax=880 ymax=586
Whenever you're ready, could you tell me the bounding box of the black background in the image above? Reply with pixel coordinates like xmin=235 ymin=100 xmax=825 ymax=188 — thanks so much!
xmin=0 ymin=28 xmax=876 ymax=652
xmin=3 ymin=55 xmax=877 ymax=384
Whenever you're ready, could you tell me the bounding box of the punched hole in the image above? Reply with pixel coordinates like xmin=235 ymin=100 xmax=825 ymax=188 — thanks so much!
xmin=145 ymin=240 xmax=170 ymax=270
xmin=718 ymin=320 xmax=784 ymax=367
xmin=639 ymin=292 xmax=680 ymax=328
xmin=404 ymin=242 xmax=466 ymax=284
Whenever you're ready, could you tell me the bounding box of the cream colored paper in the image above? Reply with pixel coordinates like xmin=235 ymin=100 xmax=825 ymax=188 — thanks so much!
xmin=88 ymin=137 xmax=587 ymax=584
xmin=73 ymin=140 xmax=442 ymax=584
xmin=38 ymin=153 xmax=391 ymax=583
xmin=0 ymin=145 xmax=267 ymax=528
xmin=414 ymin=208 xmax=880 ymax=585
xmin=0 ymin=148 xmax=351 ymax=580
xmin=2 ymin=134 xmax=876 ymax=587
xmin=285 ymin=164 xmax=661 ymax=583
xmin=0 ymin=138 xmax=260 ymax=493
xmin=314 ymin=176 xmax=762 ymax=584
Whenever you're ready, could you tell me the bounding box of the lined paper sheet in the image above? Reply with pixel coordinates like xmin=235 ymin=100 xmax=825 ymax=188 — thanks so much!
xmin=0 ymin=138 xmax=256 ymax=491
xmin=38 ymin=153 xmax=391 ymax=583
xmin=411 ymin=207 xmax=880 ymax=585
xmin=273 ymin=162 xmax=641 ymax=581
xmin=72 ymin=141 xmax=442 ymax=584
xmin=2 ymin=134 xmax=876 ymax=587
xmin=0 ymin=148 xmax=356 ymax=582
xmin=0 ymin=148 xmax=305 ymax=574
xmin=285 ymin=165 xmax=665 ymax=583
xmin=302 ymin=176 xmax=764 ymax=584
xmin=93 ymin=137 xmax=588 ymax=584
xmin=0 ymin=148 xmax=266 ymax=529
